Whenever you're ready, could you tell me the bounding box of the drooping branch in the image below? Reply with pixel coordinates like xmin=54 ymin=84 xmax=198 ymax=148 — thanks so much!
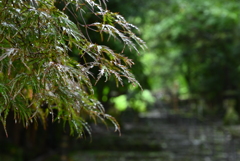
xmin=0 ymin=0 xmax=146 ymax=137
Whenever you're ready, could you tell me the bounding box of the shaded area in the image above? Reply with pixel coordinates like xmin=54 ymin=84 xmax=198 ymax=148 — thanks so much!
xmin=1 ymin=105 xmax=240 ymax=160
xmin=69 ymin=108 xmax=240 ymax=161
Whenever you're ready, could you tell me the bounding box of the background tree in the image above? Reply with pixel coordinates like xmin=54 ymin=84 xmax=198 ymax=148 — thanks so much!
xmin=137 ymin=0 xmax=240 ymax=117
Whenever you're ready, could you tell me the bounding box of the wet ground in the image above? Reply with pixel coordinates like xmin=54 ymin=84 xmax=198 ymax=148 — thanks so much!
xmin=70 ymin=112 xmax=240 ymax=161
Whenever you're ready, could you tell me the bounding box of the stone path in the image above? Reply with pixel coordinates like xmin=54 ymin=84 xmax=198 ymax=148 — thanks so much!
xmin=71 ymin=114 xmax=240 ymax=161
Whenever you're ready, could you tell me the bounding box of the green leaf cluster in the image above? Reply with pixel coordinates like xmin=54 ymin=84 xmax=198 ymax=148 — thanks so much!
xmin=0 ymin=0 xmax=145 ymax=137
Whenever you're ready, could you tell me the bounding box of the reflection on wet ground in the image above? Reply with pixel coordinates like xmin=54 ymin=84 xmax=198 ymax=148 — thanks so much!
xmin=71 ymin=112 xmax=240 ymax=161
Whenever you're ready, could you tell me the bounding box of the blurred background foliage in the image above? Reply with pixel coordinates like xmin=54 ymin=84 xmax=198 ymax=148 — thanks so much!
xmin=140 ymin=0 xmax=240 ymax=120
